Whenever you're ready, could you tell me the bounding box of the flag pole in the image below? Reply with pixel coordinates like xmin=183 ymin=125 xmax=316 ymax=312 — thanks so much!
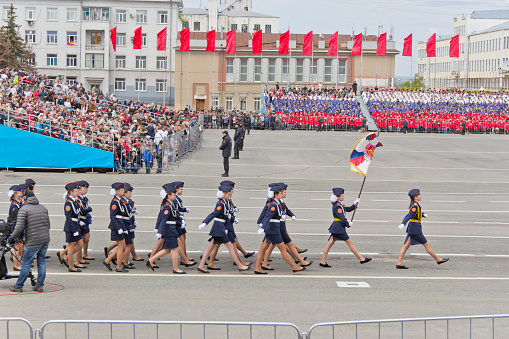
xmin=235 ymin=51 xmax=238 ymax=110
xmin=187 ymin=51 xmax=190 ymax=108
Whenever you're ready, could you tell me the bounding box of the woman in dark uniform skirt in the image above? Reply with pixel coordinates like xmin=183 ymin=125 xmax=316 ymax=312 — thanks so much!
xmin=320 ymin=188 xmax=371 ymax=268
xmin=197 ymin=184 xmax=250 ymax=273
xmin=254 ymin=186 xmax=305 ymax=274
xmin=102 ymin=183 xmax=129 ymax=273
xmin=7 ymin=185 xmax=25 ymax=271
xmin=59 ymin=182 xmax=84 ymax=272
xmin=396 ymin=189 xmax=449 ymax=269
xmin=146 ymin=185 xmax=185 ymax=274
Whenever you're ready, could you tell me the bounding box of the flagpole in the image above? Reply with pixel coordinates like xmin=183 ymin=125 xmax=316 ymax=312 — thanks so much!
xmin=213 ymin=50 xmax=216 ymax=112
xmin=235 ymin=51 xmax=238 ymax=110
xmin=138 ymin=48 xmax=141 ymax=103
xmin=335 ymin=41 xmax=339 ymax=89
xmin=187 ymin=51 xmax=190 ymax=108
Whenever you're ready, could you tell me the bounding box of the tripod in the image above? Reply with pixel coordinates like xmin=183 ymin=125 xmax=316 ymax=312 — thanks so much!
xmin=0 ymin=239 xmax=36 ymax=287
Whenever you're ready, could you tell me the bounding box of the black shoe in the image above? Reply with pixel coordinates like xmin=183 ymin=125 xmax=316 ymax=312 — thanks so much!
xmin=267 ymin=258 xmax=272 ymax=262
xmin=111 ymin=259 xmax=117 ymax=265
xmin=254 ymin=270 xmax=267 ymax=275
xmin=132 ymin=258 xmax=145 ymax=262
xmin=45 ymin=255 xmax=51 ymax=259
xmin=301 ymin=261 xmax=313 ymax=267
xmin=103 ymin=260 xmax=112 ymax=271
xmin=319 ymin=262 xmax=331 ymax=268
xmin=298 ymin=249 xmax=308 ymax=254
xmin=232 ymin=157 xmax=239 ymax=159
xmin=173 ymin=270 xmax=187 ymax=274
xmin=68 ymin=268 xmax=82 ymax=273
xmin=197 ymin=267 xmax=210 ymax=273
xmin=182 ymin=262 xmax=197 ymax=267
xmin=56 ymin=252 xmax=64 ymax=265
xmin=62 ymin=260 xmax=69 ymax=268
xmin=360 ymin=258 xmax=372 ymax=264
xmin=115 ymin=268 xmax=129 ymax=273
xmin=146 ymin=261 xmax=155 ymax=271
xmin=13 ymin=267 xmax=20 ymax=271
xmin=123 ymin=264 xmax=136 ymax=269
xmin=261 ymin=265 xmax=274 ymax=271
xmin=295 ymin=257 xmax=307 ymax=264
xmin=75 ymin=265 xmax=87 ymax=269
xmin=207 ymin=266 xmax=221 ymax=270
xmin=239 ymin=266 xmax=251 ymax=272
xmin=437 ymin=258 xmax=449 ymax=265
xmin=244 ymin=251 xmax=255 ymax=258
xmin=80 ymin=261 xmax=90 ymax=265
xmin=147 ymin=253 xmax=151 ymax=259
xmin=396 ymin=264 xmax=408 ymax=269
xmin=293 ymin=267 xmax=306 ymax=273
xmin=200 ymin=255 xmax=218 ymax=261
xmin=221 ymin=173 xmax=229 ymax=177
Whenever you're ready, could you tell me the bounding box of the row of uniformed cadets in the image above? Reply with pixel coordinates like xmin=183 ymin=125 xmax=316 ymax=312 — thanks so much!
xmin=7 ymin=179 xmax=38 ymax=271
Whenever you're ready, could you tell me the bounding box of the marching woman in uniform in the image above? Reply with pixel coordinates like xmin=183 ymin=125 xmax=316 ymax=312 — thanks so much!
xmin=77 ymin=181 xmax=94 ymax=261
xmin=59 ymin=182 xmax=85 ymax=272
xmin=197 ymin=184 xmax=250 ymax=273
xmin=172 ymin=181 xmax=194 ymax=263
xmin=396 ymin=189 xmax=449 ymax=269
xmin=102 ymin=183 xmax=129 ymax=273
xmin=320 ymin=188 xmax=371 ymax=268
xmin=7 ymin=185 xmax=25 ymax=271
xmin=146 ymin=185 xmax=185 ymax=274
xmin=254 ymin=186 xmax=305 ymax=274
xmin=125 ymin=184 xmax=144 ymax=262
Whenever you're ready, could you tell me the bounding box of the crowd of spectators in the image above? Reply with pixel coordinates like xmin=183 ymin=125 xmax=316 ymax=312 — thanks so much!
xmin=0 ymin=68 xmax=202 ymax=172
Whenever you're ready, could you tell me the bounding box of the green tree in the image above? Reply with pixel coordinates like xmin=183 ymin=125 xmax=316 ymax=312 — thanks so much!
xmin=0 ymin=4 xmax=35 ymax=70
xmin=399 ymin=77 xmax=425 ymax=89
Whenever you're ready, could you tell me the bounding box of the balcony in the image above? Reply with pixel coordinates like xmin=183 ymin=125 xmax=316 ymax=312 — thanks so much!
xmin=86 ymin=44 xmax=104 ymax=50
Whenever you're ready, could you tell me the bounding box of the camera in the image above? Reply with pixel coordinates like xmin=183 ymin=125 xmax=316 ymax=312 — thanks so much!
xmin=0 ymin=219 xmax=14 ymax=247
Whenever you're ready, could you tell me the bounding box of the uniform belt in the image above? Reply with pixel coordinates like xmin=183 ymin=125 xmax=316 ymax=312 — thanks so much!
xmin=269 ymin=219 xmax=280 ymax=223
xmin=333 ymin=218 xmax=342 ymax=221
xmin=122 ymin=217 xmax=130 ymax=220
xmin=213 ymin=218 xmax=225 ymax=223
xmin=409 ymin=219 xmax=421 ymax=223
xmin=115 ymin=215 xmax=123 ymax=219
xmin=71 ymin=218 xmax=78 ymax=222
xmin=78 ymin=216 xmax=87 ymax=219
xmin=165 ymin=221 xmax=176 ymax=224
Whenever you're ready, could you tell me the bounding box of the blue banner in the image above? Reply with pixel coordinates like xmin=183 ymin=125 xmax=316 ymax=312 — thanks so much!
xmin=0 ymin=125 xmax=114 ymax=169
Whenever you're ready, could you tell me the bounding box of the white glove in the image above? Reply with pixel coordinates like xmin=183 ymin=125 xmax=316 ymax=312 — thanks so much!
xmin=234 ymin=217 xmax=239 ymax=224
xmin=134 ymin=208 xmax=139 ymax=215
xmin=133 ymin=221 xmax=137 ymax=226
xmin=154 ymin=229 xmax=158 ymax=234
xmin=291 ymin=216 xmax=297 ymax=221
xmin=118 ymin=229 xmax=123 ymax=235
xmin=354 ymin=198 xmax=361 ymax=204
xmin=185 ymin=208 xmax=190 ymax=213
xmin=79 ymin=221 xmax=85 ymax=226
xmin=124 ymin=230 xmax=128 ymax=234
xmin=90 ymin=217 xmax=94 ymax=223
xmin=257 ymin=223 xmax=263 ymax=228
xmin=348 ymin=221 xmax=353 ymax=227
xmin=225 ymin=229 xmax=228 ymax=234
xmin=228 ymin=214 xmax=232 ymax=220
xmin=281 ymin=215 xmax=287 ymax=221
xmin=398 ymin=224 xmax=405 ymax=231
xmin=130 ymin=229 xmax=134 ymax=232
xmin=257 ymin=228 xmax=265 ymax=235
xmin=156 ymin=233 xmax=162 ymax=239
xmin=73 ymin=231 xmax=79 ymax=236
xmin=234 ymin=207 xmax=239 ymax=212
xmin=181 ymin=222 xmax=186 ymax=229
xmin=198 ymin=223 xmax=206 ymax=230
xmin=423 ymin=213 xmax=428 ymax=218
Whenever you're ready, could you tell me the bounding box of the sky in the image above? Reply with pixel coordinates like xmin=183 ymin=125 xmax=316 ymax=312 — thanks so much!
xmin=183 ymin=0 xmax=509 ymax=78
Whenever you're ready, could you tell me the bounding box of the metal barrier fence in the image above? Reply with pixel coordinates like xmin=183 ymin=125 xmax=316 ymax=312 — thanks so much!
xmin=36 ymin=320 xmax=302 ymax=339
xmin=0 ymin=318 xmax=33 ymax=339
xmin=305 ymin=314 xmax=509 ymax=339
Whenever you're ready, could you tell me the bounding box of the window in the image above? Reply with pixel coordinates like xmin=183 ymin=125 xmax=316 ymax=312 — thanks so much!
xmin=158 ymin=11 xmax=167 ymax=24
xmin=231 ymin=24 xmax=237 ymax=31
xmin=67 ymin=55 xmax=77 ymax=67
xmin=253 ymin=97 xmax=261 ymax=111
xmin=240 ymin=97 xmax=247 ymax=110
xmin=25 ymin=7 xmax=35 ymax=20
xmin=157 ymin=56 xmax=167 ymax=69
xmin=311 ymin=59 xmax=318 ymax=82
xmin=3 ymin=6 xmax=9 ymax=20
xmin=116 ymin=10 xmax=126 ymax=23
xmin=136 ymin=56 xmax=146 ymax=69
xmin=254 ymin=58 xmax=261 ymax=82
xmin=135 ymin=79 xmax=146 ymax=92
xmin=226 ymin=58 xmax=234 ymax=82
xmin=90 ymin=31 xmax=102 ymax=45
xmin=194 ymin=21 xmax=200 ymax=31
xmin=47 ymin=8 xmax=58 ymax=21
xmin=141 ymin=34 xmax=147 ymax=47
xmin=85 ymin=53 xmax=104 ymax=68
xmin=296 ymin=59 xmax=303 ymax=82
xmin=67 ymin=8 xmax=77 ymax=21
xmin=182 ymin=21 xmax=189 ymax=29
xmin=115 ymin=78 xmax=126 ymax=91
xmin=282 ymin=59 xmax=289 ymax=82
xmin=116 ymin=33 xmax=126 ymax=46
xmin=47 ymin=54 xmax=57 ymax=66
xmin=156 ymin=79 xmax=167 ymax=92
xmin=324 ymin=59 xmax=332 ymax=82
xmin=226 ymin=97 xmax=233 ymax=110
xmin=25 ymin=30 xmax=36 ymax=43
xmin=240 ymin=59 xmax=248 ymax=82
xmin=47 ymin=31 xmax=58 ymax=44
xmin=115 ymin=56 xmax=126 ymax=68
xmin=67 ymin=32 xmax=78 ymax=45
xmin=66 ymin=77 xmax=77 ymax=84
xmin=241 ymin=24 xmax=248 ymax=33
xmin=265 ymin=25 xmax=271 ymax=34
xmin=82 ymin=7 xmax=109 ymax=21
xmin=136 ymin=10 xmax=147 ymax=23
xmin=212 ymin=96 xmax=219 ymax=108
xmin=268 ymin=58 xmax=276 ymax=82
xmin=253 ymin=24 xmax=260 ymax=32
xmin=338 ymin=59 xmax=346 ymax=83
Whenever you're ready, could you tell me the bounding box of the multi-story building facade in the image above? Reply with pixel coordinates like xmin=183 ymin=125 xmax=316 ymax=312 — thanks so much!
xmin=1 ymin=0 xmax=182 ymax=105
xmin=417 ymin=10 xmax=509 ymax=89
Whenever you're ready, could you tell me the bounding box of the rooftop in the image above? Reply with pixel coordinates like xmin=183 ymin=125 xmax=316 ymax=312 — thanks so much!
xmin=470 ymin=10 xmax=509 ymax=19
xmin=181 ymin=8 xmax=278 ymax=18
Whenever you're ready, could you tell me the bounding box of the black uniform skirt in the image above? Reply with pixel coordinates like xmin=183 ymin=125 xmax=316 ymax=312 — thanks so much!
xmin=111 ymin=229 xmax=125 ymax=241
xmin=265 ymin=233 xmax=284 ymax=245
xmin=208 ymin=236 xmax=230 ymax=244
xmin=329 ymin=233 xmax=350 ymax=242
xmin=405 ymin=233 xmax=427 ymax=245
xmin=66 ymin=231 xmax=82 ymax=243
xmin=124 ymin=231 xmax=133 ymax=245
xmin=162 ymin=236 xmax=179 ymax=249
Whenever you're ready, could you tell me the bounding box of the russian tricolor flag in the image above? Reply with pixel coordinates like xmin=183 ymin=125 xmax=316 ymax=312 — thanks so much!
xmin=350 ymin=133 xmax=383 ymax=176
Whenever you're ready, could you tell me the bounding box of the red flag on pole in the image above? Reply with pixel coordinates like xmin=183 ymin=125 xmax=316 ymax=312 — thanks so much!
xmin=157 ymin=27 xmax=167 ymax=51
xmin=427 ymin=33 xmax=436 ymax=57
xmin=109 ymin=27 xmax=117 ymax=52
xmin=402 ymin=34 xmax=412 ymax=57
xmin=327 ymin=32 xmax=338 ymax=56
xmin=376 ymin=32 xmax=387 ymax=56
xmin=449 ymin=34 xmax=459 ymax=58
xmin=180 ymin=28 xmax=190 ymax=52
xmin=252 ymin=30 xmax=262 ymax=54
xmin=206 ymin=30 xmax=215 ymax=52
xmin=226 ymin=30 xmax=236 ymax=54
xmin=133 ymin=27 xmax=142 ymax=49
xmin=303 ymin=31 xmax=313 ymax=55
xmin=279 ymin=30 xmax=289 ymax=55
xmin=352 ymin=33 xmax=362 ymax=55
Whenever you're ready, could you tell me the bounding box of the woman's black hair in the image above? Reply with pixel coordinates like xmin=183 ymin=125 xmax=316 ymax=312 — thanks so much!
xmin=409 ymin=193 xmax=420 ymax=208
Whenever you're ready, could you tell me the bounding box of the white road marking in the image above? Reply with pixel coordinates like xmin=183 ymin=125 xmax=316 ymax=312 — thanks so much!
xmin=336 ymin=281 xmax=370 ymax=288
xmin=430 ymin=200 xmax=466 ymax=203
xmin=490 ymin=201 xmax=509 ymax=203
